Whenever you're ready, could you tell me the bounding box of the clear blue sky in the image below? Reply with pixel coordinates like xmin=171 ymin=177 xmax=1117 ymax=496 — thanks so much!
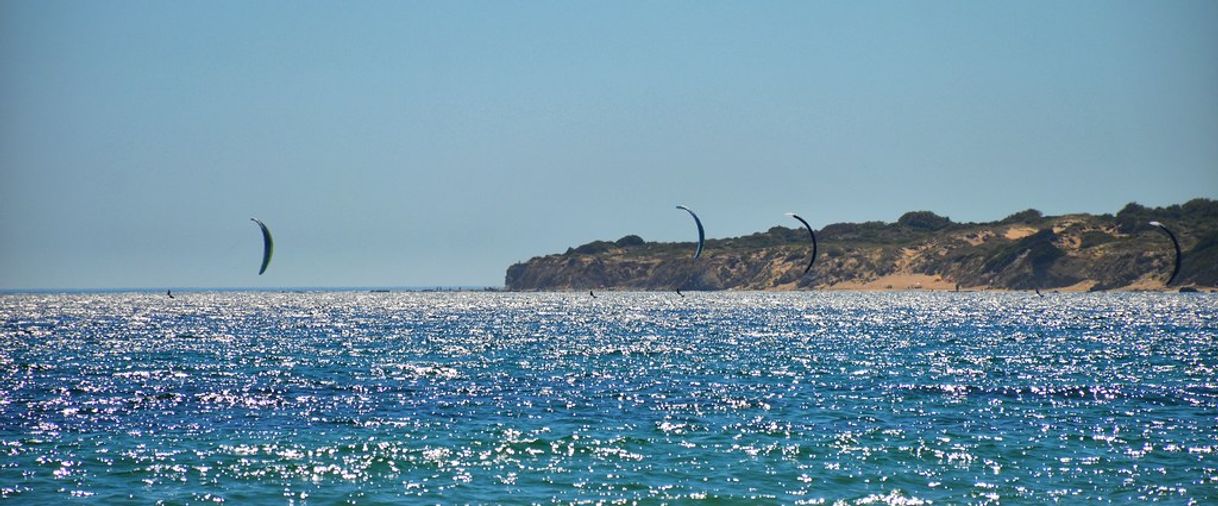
xmin=2 ymin=1 xmax=1216 ymax=289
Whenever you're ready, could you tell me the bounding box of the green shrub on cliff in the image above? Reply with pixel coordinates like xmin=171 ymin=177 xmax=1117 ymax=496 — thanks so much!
xmin=898 ymin=211 xmax=953 ymax=231
xmin=615 ymin=235 xmax=645 ymax=247
xmin=1000 ymin=209 xmax=1044 ymax=224
xmin=1079 ymin=231 xmax=1115 ymax=249
xmin=571 ymin=240 xmax=614 ymax=255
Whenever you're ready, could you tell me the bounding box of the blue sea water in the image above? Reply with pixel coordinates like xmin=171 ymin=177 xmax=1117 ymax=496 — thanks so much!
xmin=1 ymin=291 xmax=1216 ymax=504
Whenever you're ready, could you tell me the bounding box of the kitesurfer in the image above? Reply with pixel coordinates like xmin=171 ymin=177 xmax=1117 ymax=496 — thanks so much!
xmin=785 ymin=213 xmax=818 ymax=277
xmin=1148 ymin=221 xmax=1182 ymax=286
xmin=675 ymin=206 xmax=705 ymax=260
xmin=250 ymin=218 xmax=274 ymax=275
xmin=674 ymin=206 xmax=706 ymax=295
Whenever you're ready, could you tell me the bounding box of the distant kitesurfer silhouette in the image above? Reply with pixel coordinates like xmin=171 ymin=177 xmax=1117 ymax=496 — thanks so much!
xmin=674 ymin=205 xmax=705 ymax=297
xmin=590 ymin=290 xmax=597 ymax=298
xmin=784 ymin=213 xmax=818 ymax=276
xmin=250 ymin=217 xmax=274 ymax=275
xmin=167 ymin=290 xmax=175 ymax=299
xmin=676 ymin=289 xmax=684 ymax=297
xmin=1148 ymin=221 xmax=1182 ymax=286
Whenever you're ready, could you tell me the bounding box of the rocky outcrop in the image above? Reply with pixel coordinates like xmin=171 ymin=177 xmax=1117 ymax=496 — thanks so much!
xmin=506 ymin=199 xmax=1218 ymax=291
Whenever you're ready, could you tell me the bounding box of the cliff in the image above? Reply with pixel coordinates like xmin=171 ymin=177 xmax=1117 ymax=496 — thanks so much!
xmin=505 ymin=199 xmax=1218 ymax=292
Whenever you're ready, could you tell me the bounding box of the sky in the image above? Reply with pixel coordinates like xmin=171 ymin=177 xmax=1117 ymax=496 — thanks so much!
xmin=2 ymin=0 xmax=1216 ymax=289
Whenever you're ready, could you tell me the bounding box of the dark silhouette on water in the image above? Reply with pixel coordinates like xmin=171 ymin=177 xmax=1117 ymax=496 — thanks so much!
xmin=590 ymin=291 xmax=597 ymax=298
xmin=167 ymin=290 xmax=174 ymax=299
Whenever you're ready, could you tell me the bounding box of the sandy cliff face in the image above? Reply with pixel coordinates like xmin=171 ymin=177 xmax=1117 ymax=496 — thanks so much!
xmin=505 ymin=200 xmax=1218 ymax=291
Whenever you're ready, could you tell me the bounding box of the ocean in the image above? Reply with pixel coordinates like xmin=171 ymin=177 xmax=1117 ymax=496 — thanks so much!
xmin=2 ymin=291 xmax=1215 ymax=504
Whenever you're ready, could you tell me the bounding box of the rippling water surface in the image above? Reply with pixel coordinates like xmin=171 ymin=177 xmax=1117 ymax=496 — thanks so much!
xmin=2 ymin=291 xmax=1216 ymax=503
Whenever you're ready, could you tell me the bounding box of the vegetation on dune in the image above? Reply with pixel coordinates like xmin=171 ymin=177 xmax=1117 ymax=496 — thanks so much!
xmin=999 ymin=209 xmax=1045 ymax=225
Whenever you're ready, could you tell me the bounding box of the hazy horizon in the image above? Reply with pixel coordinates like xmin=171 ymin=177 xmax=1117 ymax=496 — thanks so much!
xmin=3 ymin=1 xmax=1216 ymax=290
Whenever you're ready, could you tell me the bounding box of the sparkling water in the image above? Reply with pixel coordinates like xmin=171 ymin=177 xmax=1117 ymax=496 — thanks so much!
xmin=2 ymin=291 xmax=1215 ymax=503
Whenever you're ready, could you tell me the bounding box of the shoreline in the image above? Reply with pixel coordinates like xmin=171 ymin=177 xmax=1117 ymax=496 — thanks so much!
xmin=4 ymin=285 xmax=1213 ymax=295
xmin=514 ymin=285 xmax=1216 ymax=294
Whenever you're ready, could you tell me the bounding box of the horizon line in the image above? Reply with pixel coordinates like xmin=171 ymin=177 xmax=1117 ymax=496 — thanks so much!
xmin=0 ymin=285 xmax=503 ymax=294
